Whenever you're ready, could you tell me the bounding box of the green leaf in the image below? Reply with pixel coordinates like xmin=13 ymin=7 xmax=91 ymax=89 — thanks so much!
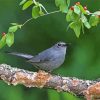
xmin=66 ymin=10 xmax=73 ymax=22
xmin=8 ymin=26 xmax=18 ymax=33
xmin=39 ymin=9 xmax=44 ymax=16
xmin=81 ymin=14 xmax=91 ymax=29
xmin=19 ymin=0 xmax=27 ymax=5
xmin=66 ymin=10 xmax=79 ymax=22
xmin=55 ymin=0 xmax=69 ymax=13
xmin=22 ymin=1 xmax=33 ymax=10
xmin=67 ymin=0 xmax=70 ymax=7
xmin=10 ymin=23 xmax=22 ymax=28
xmin=89 ymin=15 xmax=100 ymax=26
xmin=0 ymin=35 xmax=6 ymax=49
xmin=55 ymin=0 xmax=63 ymax=7
xmin=6 ymin=33 xmax=14 ymax=47
xmin=11 ymin=23 xmax=18 ymax=26
xmin=78 ymin=5 xmax=86 ymax=14
xmin=32 ymin=6 xmax=40 ymax=19
xmin=74 ymin=5 xmax=81 ymax=15
xmin=81 ymin=14 xmax=87 ymax=23
xmin=69 ymin=20 xmax=81 ymax=37
xmin=81 ymin=22 xmax=84 ymax=34
xmin=93 ymin=11 xmax=100 ymax=16
xmin=60 ymin=4 xmax=68 ymax=13
xmin=84 ymin=21 xmax=91 ymax=29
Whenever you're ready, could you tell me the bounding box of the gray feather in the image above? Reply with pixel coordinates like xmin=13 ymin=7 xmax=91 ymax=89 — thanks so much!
xmin=6 ymin=52 xmax=33 ymax=59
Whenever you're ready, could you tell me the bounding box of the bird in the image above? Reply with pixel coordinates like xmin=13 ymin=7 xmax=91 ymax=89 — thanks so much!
xmin=7 ymin=42 xmax=68 ymax=72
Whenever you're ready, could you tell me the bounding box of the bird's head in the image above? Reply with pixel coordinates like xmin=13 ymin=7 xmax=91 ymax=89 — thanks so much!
xmin=53 ymin=41 xmax=70 ymax=52
xmin=55 ymin=42 xmax=67 ymax=48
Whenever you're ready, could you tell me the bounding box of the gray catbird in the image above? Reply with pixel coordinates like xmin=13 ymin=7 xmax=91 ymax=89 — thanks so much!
xmin=7 ymin=42 xmax=68 ymax=72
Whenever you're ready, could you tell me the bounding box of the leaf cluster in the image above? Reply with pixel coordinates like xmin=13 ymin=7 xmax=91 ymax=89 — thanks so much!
xmin=0 ymin=0 xmax=100 ymax=49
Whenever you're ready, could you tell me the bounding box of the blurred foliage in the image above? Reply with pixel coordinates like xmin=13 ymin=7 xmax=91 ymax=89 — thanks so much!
xmin=0 ymin=0 xmax=100 ymax=100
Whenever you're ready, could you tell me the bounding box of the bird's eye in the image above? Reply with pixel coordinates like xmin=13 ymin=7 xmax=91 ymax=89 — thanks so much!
xmin=58 ymin=43 xmax=61 ymax=46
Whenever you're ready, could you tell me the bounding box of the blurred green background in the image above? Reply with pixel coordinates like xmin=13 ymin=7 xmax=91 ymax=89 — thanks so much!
xmin=0 ymin=0 xmax=100 ymax=100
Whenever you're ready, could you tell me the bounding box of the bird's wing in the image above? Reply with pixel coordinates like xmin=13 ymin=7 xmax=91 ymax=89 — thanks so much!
xmin=27 ymin=49 xmax=53 ymax=63
xmin=28 ymin=56 xmax=51 ymax=63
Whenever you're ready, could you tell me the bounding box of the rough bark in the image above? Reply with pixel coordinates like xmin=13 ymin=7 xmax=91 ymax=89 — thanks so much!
xmin=0 ymin=64 xmax=100 ymax=100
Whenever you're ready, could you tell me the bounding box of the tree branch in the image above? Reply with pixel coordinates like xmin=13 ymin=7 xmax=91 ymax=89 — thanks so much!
xmin=0 ymin=64 xmax=100 ymax=100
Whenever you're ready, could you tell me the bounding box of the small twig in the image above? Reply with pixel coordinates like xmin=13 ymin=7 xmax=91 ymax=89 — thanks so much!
xmin=40 ymin=4 xmax=48 ymax=14
xmin=0 ymin=64 xmax=100 ymax=100
xmin=22 ymin=10 xmax=60 ymax=27
xmin=32 ymin=0 xmax=37 ymax=5
xmin=22 ymin=18 xmax=33 ymax=27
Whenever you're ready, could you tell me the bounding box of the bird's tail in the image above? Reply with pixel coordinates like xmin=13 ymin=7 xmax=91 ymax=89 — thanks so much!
xmin=6 ymin=51 xmax=33 ymax=60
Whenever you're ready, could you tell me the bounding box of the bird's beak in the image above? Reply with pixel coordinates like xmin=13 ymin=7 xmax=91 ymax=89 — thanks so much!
xmin=65 ymin=43 xmax=71 ymax=46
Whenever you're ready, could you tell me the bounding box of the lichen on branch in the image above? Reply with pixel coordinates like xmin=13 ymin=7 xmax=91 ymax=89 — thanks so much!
xmin=0 ymin=64 xmax=100 ymax=100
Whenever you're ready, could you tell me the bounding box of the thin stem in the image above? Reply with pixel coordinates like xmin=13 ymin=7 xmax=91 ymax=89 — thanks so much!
xmin=22 ymin=18 xmax=33 ymax=26
xmin=40 ymin=4 xmax=48 ymax=14
xmin=22 ymin=10 xmax=60 ymax=27
xmin=32 ymin=0 xmax=37 ymax=5
xmin=41 ymin=10 xmax=60 ymax=16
